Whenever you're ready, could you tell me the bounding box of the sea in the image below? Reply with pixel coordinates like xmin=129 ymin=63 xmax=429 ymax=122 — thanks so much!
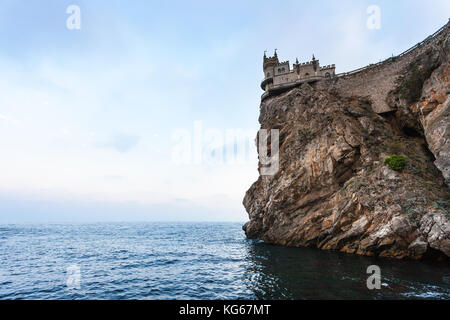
xmin=0 ymin=222 xmax=448 ymax=300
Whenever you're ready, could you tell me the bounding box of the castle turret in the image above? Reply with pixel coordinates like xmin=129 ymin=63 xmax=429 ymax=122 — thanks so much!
xmin=294 ymin=58 xmax=301 ymax=75
xmin=312 ymin=54 xmax=318 ymax=73
xmin=263 ymin=50 xmax=279 ymax=78
xmin=261 ymin=50 xmax=279 ymax=90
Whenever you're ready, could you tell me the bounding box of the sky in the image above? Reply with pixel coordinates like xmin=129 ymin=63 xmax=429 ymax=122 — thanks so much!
xmin=0 ymin=0 xmax=449 ymax=223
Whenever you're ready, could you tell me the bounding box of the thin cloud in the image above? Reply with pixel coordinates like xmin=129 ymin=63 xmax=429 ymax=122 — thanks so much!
xmin=104 ymin=175 xmax=124 ymax=180
xmin=95 ymin=133 xmax=141 ymax=153
xmin=0 ymin=113 xmax=21 ymax=127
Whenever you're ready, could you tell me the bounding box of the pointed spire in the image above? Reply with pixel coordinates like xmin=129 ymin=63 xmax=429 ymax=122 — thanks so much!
xmin=312 ymin=54 xmax=318 ymax=72
xmin=274 ymin=49 xmax=277 ymax=58
xmin=264 ymin=50 xmax=267 ymax=58
xmin=295 ymin=57 xmax=300 ymax=75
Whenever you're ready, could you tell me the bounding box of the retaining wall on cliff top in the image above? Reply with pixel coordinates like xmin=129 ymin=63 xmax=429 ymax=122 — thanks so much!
xmin=330 ymin=21 xmax=450 ymax=114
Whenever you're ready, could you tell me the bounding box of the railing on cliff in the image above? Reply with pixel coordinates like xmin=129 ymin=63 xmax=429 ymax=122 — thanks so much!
xmin=336 ymin=19 xmax=449 ymax=78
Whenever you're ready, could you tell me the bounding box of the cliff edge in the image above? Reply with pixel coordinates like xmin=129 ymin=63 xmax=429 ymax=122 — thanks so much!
xmin=243 ymin=22 xmax=450 ymax=260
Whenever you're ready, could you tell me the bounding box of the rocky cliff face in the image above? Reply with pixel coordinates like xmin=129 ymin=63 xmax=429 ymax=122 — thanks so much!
xmin=243 ymin=23 xmax=450 ymax=260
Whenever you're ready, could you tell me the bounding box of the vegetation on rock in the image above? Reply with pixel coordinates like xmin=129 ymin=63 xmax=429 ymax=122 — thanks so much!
xmin=384 ymin=155 xmax=407 ymax=171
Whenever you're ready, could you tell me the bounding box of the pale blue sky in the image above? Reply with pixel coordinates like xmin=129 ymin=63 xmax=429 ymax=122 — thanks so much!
xmin=0 ymin=0 xmax=448 ymax=222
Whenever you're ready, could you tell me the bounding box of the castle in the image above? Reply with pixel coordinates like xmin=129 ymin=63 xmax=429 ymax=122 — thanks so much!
xmin=261 ymin=50 xmax=335 ymax=100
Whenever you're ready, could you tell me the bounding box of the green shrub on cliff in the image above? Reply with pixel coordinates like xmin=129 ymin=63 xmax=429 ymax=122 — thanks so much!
xmin=384 ymin=155 xmax=406 ymax=171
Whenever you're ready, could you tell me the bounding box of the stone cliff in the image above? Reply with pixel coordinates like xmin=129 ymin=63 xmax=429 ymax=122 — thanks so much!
xmin=243 ymin=22 xmax=450 ymax=260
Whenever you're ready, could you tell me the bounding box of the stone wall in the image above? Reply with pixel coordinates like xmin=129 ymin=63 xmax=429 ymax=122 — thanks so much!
xmin=297 ymin=63 xmax=316 ymax=77
xmin=329 ymin=21 xmax=450 ymax=114
xmin=272 ymin=62 xmax=334 ymax=86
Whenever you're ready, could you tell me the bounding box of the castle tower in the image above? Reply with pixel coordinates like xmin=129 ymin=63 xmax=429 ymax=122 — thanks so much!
xmin=263 ymin=49 xmax=279 ymax=79
xmin=261 ymin=50 xmax=279 ymax=91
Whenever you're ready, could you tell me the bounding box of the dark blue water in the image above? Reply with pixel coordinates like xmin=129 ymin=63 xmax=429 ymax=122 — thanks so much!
xmin=0 ymin=222 xmax=448 ymax=299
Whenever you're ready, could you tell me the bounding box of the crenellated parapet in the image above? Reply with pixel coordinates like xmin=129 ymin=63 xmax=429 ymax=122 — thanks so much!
xmin=320 ymin=64 xmax=335 ymax=70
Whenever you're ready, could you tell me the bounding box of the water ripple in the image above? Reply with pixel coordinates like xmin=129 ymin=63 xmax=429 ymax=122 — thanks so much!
xmin=0 ymin=222 xmax=448 ymax=299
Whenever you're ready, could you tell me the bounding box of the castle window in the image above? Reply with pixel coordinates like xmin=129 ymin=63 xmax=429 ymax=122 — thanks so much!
xmin=282 ymin=67 xmax=285 ymax=72
xmin=278 ymin=68 xmax=281 ymax=73
xmin=325 ymin=72 xmax=330 ymax=78
xmin=305 ymin=73 xmax=309 ymax=77
xmin=267 ymin=72 xmax=270 ymax=77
